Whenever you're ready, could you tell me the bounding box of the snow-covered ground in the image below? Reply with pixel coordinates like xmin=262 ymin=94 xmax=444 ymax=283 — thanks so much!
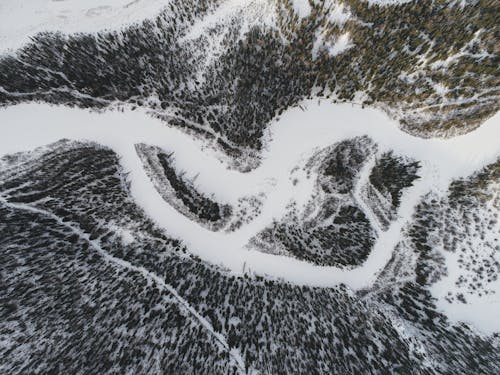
xmin=0 ymin=101 xmax=499 ymax=334
xmin=0 ymin=0 xmax=278 ymax=54
xmin=291 ymin=0 xmax=311 ymax=18
xmin=0 ymin=0 xmax=170 ymax=53
xmin=431 ymin=243 xmax=500 ymax=335
xmin=313 ymin=31 xmax=353 ymax=59
xmin=179 ymin=0 xmax=275 ymax=44
xmin=365 ymin=0 xmax=413 ymax=6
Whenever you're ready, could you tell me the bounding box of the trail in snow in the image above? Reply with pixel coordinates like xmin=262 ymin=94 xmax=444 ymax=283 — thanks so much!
xmin=0 ymin=196 xmax=246 ymax=374
xmin=1 ymin=101 xmax=499 ymax=293
xmin=352 ymin=154 xmax=383 ymax=236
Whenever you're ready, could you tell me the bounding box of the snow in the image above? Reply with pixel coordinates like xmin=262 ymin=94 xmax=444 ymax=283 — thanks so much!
xmin=313 ymin=31 xmax=353 ymax=59
xmin=0 ymin=0 xmax=278 ymax=55
xmin=432 ymin=82 xmax=449 ymax=96
xmin=327 ymin=33 xmax=353 ymax=56
xmin=431 ymin=248 xmax=500 ymax=335
xmin=0 ymin=101 xmax=499 ymax=333
xmin=120 ymin=229 xmax=135 ymax=245
xmin=179 ymin=0 xmax=275 ymax=43
xmin=365 ymin=0 xmax=413 ymax=6
xmin=327 ymin=2 xmax=351 ymax=26
xmin=108 ymin=224 xmax=136 ymax=245
xmin=0 ymin=0 xmax=171 ymax=53
xmin=291 ymin=0 xmax=311 ymax=18
xmin=427 ymin=186 xmax=500 ymax=335
xmin=353 ymin=155 xmax=383 ymax=235
xmin=177 ymin=0 xmax=277 ymax=82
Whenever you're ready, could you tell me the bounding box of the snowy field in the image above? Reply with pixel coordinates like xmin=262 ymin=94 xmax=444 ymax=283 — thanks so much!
xmin=1 ymin=101 xmax=499 ymax=333
xmin=0 ymin=0 xmax=170 ymax=53
xmin=0 ymin=0 xmax=277 ymax=54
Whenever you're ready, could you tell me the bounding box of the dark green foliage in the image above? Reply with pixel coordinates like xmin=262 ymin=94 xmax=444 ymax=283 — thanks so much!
xmin=323 ymin=138 xmax=373 ymax=194
xmin=158 ymin=152 xmax=226 ymax=222
xmin=370 ymin=151 xmax=420 ymax=208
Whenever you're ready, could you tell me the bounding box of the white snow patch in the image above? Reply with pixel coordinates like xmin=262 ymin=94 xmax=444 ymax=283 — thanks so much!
xmin=327 ymin=2 xmax=351 ymax=26
xmin=431 ymin=251 xmax=500 ymax=335
xmin=180 ymin=0 xmax=275 ymax=43
xmin=428 ymin=189 xmax=500 ymax=335
xmin=312 ymin=32 xmax=353 ymax=59
xmin=432 ymin=83 xmax=449 ymax=96
xmin=328 ymin=33 xmax=353 ymax=56
xmin=113 ymin=226 xmax=136 ymax=245
xmin=0 ymin=0 xmax=170 ymax=53
xmin=291 ymin=0 xmax=311 ymax=18
xmin=0 ymin=101 xmax=499 ymax=333
xmin=365 ymin=0 xmax=413 ymax=6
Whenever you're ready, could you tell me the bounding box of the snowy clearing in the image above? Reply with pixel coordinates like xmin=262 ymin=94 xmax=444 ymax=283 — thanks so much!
xmin=0 ymin=0 xmax=170 ymax=53
xmin=291 ymin=0 xmax=312 ymax=18
xmin=327 ymin=33 xmax=353 ymax=56
xmin=0 ymin=101 xmax=499 ymax=333
xmin=0 ymin=0 xmax=278 ymax=54
xmin=179 ymin=0 xmax=275 ymax=43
